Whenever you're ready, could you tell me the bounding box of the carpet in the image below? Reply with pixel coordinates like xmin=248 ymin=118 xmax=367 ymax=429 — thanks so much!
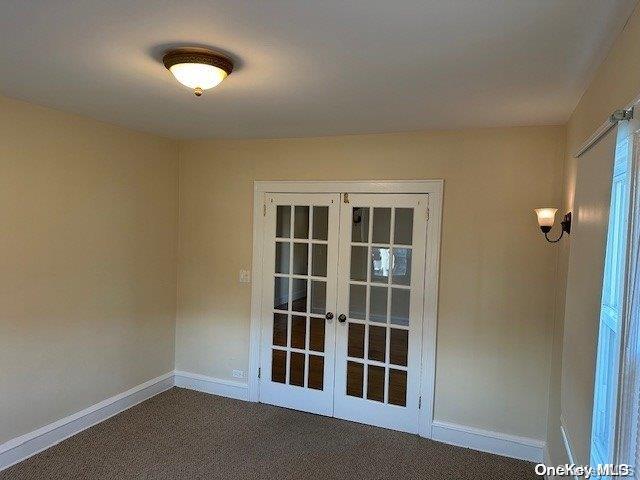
xmin=1 ymin=387 xmax=538 ymax=479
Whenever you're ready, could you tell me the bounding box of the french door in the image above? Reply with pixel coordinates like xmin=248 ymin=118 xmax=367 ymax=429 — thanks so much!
xmin=259 ymin=193 xmax=340 ymax=416
xmin=259 ymin=192 xmax=429 ymax=433
xmin=333 ymin=194 xmax=427 ymax=432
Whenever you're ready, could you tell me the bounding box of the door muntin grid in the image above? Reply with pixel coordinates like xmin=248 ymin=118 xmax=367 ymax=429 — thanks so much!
xmin=271 ymin=204 xmax=329 ymax=390
xmin=262 ymin=192 xmax=428 ymax=430
xmin=346 ymin=206 xmax=414 ymax=406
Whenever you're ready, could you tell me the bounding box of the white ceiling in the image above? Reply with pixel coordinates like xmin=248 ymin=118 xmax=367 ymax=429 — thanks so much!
xmin=0 ymin=0 xmax=637 ymax=139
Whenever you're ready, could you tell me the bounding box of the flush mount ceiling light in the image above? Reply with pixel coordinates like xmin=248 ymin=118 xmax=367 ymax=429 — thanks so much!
xmin=163 ymin=48 xmax=234 ymax=96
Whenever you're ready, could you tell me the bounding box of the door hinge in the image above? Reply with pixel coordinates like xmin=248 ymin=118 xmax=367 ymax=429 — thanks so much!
xmin=343 ymin=192 xmax=349 ymax=204
xmin=426 ymin=207 xmax=430 ymax=221
xmin=263 ymin=204 xmax=266 ymax=216
xmin=418 ymin=396 xmax=422 ymax=409
xmin=258 ymin=367 xmax=261 ymax=379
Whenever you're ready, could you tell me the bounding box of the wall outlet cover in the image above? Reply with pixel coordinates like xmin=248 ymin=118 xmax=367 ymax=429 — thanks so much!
xmin=239 ymin=270 xmax=251 ymax=283
xmin=232 ymin=369 xmax=245 ymax=379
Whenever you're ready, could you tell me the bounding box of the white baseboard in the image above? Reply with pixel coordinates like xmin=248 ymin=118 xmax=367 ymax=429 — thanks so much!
xmin=1 ymin=371 xmax=545 ymax=472
xmin=173 ymin=370 xmax=249 ymax=401
xmin=0 ymin=372 xmax=174 ymax=472
xmin=0 ymin=370 xmax=248 ymax=472
xmin=431 ymin=420 xmax=545 ymax=463
xmin=543 ymin=446 xmax=559 ymax=480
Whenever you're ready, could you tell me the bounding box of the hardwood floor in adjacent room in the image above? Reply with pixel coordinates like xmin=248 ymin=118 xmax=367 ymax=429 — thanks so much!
xmin=0 ymin=388 xmax=538 ymax=480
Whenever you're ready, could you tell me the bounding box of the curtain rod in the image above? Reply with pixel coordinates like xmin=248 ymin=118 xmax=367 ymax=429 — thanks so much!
xmin=573 ymin=108 xmax=634 ymax=158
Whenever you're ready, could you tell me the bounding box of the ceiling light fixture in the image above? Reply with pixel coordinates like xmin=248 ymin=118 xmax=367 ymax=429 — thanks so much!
xmin=163 ymin=48 xmax=234 ymax=96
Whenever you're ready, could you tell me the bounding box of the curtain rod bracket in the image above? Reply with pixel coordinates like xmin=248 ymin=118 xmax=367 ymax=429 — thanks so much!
xmin=610 ymin=108 xmax=634 ymax=123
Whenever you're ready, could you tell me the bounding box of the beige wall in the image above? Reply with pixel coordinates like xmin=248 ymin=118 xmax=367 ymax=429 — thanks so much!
xmin=10 ymin=7 xmax=636 ymax=445
xmin=176 ymin=125 xmax=565 ymax=439
xmin=0 ymin=96 xmax=179 ymax=444
xmin=546 ymin=3 xmax=640 ymax=466
xmin=0 ymin=94 xmax=566 ymax=449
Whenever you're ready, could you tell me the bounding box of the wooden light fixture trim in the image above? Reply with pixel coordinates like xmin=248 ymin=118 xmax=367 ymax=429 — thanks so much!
xmin=162 ymin=49 xmax=234 ymax=76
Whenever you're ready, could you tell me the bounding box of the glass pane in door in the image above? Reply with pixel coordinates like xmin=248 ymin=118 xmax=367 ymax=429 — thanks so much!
xmin=270 ymin=204 xmax=331 ymax=391
xmin=394 ymin=208 xmax=413 ymax=245
xmin=351 ymin=208 xmax=370 ymax=243
xmin=308 ymin=356 xmax=324 ymax=390
xmin=345 ymin=204 xmax=414 ymax=406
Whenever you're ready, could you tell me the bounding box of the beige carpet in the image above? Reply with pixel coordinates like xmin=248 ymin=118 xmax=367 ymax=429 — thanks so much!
xmin=1 ymin=388 xmax=538 ymax=479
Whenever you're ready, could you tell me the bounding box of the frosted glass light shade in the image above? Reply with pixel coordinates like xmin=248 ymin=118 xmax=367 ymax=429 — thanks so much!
xmin=163 ymin=49 xmax=234 ymax=96
xmin=534 ymin=208 xmax=557 ymax=228
xmin=169 ymin=63 xmax=228 ymax=91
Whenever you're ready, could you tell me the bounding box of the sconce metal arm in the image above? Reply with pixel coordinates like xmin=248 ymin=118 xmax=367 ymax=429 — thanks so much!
xmin=541 ymin=212 xmax=572 ymax=244
xmin=544 ymin=230 xmax=565 ymax=243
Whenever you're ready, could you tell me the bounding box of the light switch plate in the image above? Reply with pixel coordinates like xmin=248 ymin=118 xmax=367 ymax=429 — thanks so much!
xmin=239 ymin=269 xmax=251 ymax=283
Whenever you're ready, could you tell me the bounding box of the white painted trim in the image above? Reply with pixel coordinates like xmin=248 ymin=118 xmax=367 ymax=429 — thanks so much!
xmin=573 ymin=96 xmax=640 ymax=158
xmin=560 ymin=421 xmax=577 ymax=463
xmin=613 ymin=121 xmax=640 ymax=468
xmin=0 ymin=372 xmax=174 ymax=472
xmin=248 ymin=180 xmax=444 ymax=437
xmin=252 ymin=179 xmax=445 ymax=194
xmin=574 ymin=120 xmax=618 ymax=159
xmin=543 ymin=447 xmax=555 ymax=480
xmin=560 ymin=418 xmax=580 ymax=480
xmin=417 ymin=181 xmax=444 ymax=438
xmin=1 ymin=369 xmax=545 ymax=473
xmin=173 ymin=370 xmax=249 ymax=401
xmin=430 ymin=420 xmax=545 ymax=463
xmin=248 ymin=182 xmax=266 ymax=402
xmin=0 ymin=370 xmax=251 ymax=472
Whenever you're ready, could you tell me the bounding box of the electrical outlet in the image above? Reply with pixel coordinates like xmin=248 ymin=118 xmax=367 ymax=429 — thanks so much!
xmin=239 ymin=269 xmax=251 ymax=283
xmin=232 ymin=369 xmax=245 ymax=379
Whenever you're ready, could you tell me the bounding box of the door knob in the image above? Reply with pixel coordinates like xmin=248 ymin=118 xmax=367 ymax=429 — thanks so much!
xmin=325 ymin=312 xmax=334 ymax=321
xmin=338 ymin=314 xmax=346 ymax=323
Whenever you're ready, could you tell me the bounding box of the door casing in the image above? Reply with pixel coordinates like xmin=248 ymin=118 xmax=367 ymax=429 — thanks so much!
xmin=248 ymin=180 xmax=443 ymax=439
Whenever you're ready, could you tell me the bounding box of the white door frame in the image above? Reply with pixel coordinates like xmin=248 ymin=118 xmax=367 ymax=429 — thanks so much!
xmin=248 ymin=180 xmax=444 ymax=438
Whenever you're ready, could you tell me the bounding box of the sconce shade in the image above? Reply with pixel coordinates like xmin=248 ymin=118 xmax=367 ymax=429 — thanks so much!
xmin=535 ymin=208 xmax=571 ymax=243
xmin=535 ymin=208 xmax=557 ymax=230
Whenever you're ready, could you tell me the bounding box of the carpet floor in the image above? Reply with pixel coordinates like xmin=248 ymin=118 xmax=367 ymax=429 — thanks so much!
xmin=1 ymin=388 xmax=538 ymax=479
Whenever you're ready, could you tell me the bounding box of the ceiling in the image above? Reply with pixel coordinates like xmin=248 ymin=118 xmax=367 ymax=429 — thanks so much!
xmin=0 ymin=0 xmax=637 ymax=139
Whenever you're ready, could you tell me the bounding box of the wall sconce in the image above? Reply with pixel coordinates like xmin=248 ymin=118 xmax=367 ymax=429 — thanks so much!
xmin=534 ymin=208 xmax=572 ymax=243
